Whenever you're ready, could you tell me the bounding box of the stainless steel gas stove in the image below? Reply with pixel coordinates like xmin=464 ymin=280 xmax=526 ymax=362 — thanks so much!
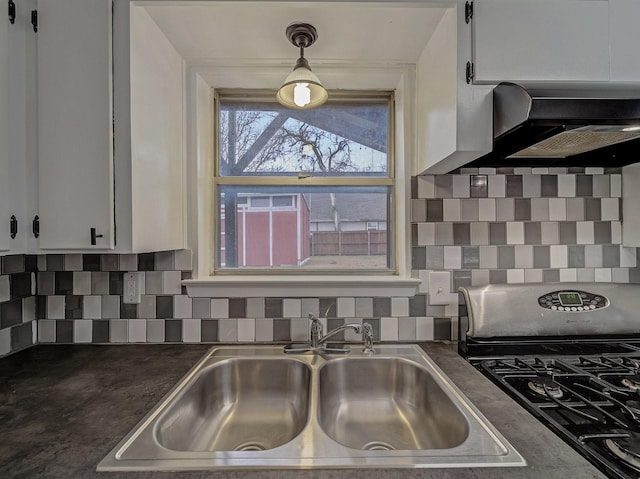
xmin=459 ymin=283 xmax=640 ymax=479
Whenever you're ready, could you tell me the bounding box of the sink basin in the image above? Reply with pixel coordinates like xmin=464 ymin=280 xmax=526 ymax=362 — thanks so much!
xmin=98 ymin=345 xmax=525 ymax=471
xmin=318 ymin=357 xmax=469 ymax=450
xmin=156 ymin=358 xmax=311 ymax=452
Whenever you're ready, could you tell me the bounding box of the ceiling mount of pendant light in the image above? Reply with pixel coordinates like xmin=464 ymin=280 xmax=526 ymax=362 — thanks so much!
xmin=276 ymin=23 xmax=328 ymax=110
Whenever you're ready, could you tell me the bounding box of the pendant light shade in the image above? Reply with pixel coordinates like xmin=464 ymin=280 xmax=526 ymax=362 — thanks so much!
xmin=276 ymin=23 xmax=328 ymax=110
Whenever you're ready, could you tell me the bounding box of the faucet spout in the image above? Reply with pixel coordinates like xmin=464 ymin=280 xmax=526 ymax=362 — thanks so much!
xmin=317 ymin=323 xmax=362 ymax=346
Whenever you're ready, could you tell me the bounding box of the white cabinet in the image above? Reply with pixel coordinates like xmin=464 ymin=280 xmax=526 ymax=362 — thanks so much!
xmin=0 ymin=4 xmax=11 ymax=252
xmin=610 ymin=0 xmax=640 ymax=82
xmin=37 ymin=0 xmax=114 ymax=250
xmin=471 ymin=0 xmax=610 ymax=84
xmin=622 ymin=163 xmax=640 ymax=247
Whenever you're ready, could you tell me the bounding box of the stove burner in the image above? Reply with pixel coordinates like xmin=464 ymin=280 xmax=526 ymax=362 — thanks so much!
xmin=603 ymin=431 xmax=640 ymax=472
xmin=622 ymin=376 xmax=640 ymax=390
xmin=527 ymin=376 xmax=564 ymax=399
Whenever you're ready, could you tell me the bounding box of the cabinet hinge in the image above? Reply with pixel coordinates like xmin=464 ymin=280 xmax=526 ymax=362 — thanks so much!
xmin=10 ymin=215 xmax=17 ymax=239
xmin=32 ymin=215 xmax=40 ymax=238
xmin=30 ymin=9 xmax=37 ymax=32
xmin=466 ymin=61 xmax=474 ymax=84
xmin=465 ymin=1 xmax=473 ymax=24
xmin=8 ymin=0 xmax=15 ymax=24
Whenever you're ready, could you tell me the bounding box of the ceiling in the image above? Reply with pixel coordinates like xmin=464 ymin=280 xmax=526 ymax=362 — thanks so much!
xmin=141 ymin=1 xmax=450 ymax=64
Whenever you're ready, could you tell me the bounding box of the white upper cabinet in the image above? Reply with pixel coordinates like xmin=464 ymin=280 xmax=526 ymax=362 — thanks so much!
xmin=0 ymin=5 xmax=11 ymax=251
xmin=37 ymin=0 xmax=114 ymax=250
xmin=471 ymin=0 xmax=610 ymax=83
xmin=610 ymin=0 xmax=640 ymax=82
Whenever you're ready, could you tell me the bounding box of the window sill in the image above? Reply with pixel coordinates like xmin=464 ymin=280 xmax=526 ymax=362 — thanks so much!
xmin=183 ymin=276 xmax=421 ymax=298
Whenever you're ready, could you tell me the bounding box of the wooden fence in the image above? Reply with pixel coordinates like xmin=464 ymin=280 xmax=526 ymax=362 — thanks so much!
xmin=311 ymin=231 xmax=387 ymax=256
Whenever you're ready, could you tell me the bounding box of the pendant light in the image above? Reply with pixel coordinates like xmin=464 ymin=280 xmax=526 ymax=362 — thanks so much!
xmin=276 ymin=23 xmax=328 ymax=110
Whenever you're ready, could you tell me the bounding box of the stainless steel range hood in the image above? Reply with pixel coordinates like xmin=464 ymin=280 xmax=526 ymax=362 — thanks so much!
xmin=469 ymin=82 xmax=640 ymax=168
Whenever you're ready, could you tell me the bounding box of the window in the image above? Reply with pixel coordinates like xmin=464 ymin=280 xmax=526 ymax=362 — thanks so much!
xmin=214 ymin=90 xmax=394 ymax=273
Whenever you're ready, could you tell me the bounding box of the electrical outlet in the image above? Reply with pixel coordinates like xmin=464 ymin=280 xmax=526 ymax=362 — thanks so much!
xmin=123 ymin=272 xmax=144 ymax=304
xmin=428 ymin=271 xmax=454 ymax=305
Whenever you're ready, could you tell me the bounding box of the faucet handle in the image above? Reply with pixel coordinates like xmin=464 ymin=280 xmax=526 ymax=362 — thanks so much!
xmin=362 ymin=322 xmax=375 ymax=353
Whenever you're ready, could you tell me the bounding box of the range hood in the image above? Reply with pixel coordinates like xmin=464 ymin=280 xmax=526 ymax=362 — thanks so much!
xmin=469 ymin=82 xmax=640 ymax=168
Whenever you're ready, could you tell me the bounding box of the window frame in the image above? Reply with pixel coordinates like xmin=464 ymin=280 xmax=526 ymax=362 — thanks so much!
xmin=212 ymin=89 xmax=397 ymax=276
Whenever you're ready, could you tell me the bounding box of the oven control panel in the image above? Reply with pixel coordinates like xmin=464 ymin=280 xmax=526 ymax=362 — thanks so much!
xmin=538 ymin=290 xmax=609 ymax=312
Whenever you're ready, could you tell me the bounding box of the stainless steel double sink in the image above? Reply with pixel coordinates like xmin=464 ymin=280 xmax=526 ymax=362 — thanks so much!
xmin=97 ymin=344 xmax=525 ymax=471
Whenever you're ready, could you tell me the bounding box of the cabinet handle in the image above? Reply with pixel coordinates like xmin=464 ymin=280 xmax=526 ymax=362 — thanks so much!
xmin=32 ymin=215 xmax=39 ymax=238
xmin=10 ymin=215 xmax=17 ymax=239
xmin=8 ymin=0 xmax=16 ymax=24
xmin=90 ymin=227 xmax=104 ymax=246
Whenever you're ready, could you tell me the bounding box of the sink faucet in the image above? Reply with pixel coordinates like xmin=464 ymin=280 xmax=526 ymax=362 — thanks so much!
xmin=284 ymin=313 xmax=374 ymax=354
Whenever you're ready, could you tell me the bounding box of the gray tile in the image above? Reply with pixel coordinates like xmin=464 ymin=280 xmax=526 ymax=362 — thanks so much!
xmin=568 ymin=245 xmax=585 ymax=268
xmin=559 ymin=222 xmax=577 ymax=244
xmin=584 ymin=198 xmax=601 ymax=221
xmin=470 ymin=175 xmax=488 ymax=198
xmin=425 ymin=199 xmax=443 ymax=222
xmin=273 ymin=319 xmax=291 ymax=341
xmin=594 ymin=222 xmax=612 ymax=244
xmin=489 ymin=270 xmax=507 ymax=284
xmin=630 ymin=268 xmax=640 ymax=284
xmin=453 ymin=270 xmax=472 ymax=291
xmin=576 ymin=175 xmax=593 ymax=197
xmin=265 ymin=298 xmax=283 ymax=318
xmin=56 ymin=321 xmax=73 ymax=343
xmin=489 ymin=223 xmax=506 ymax=245
xmin=409 ymin=295 xmax=427 ymax=317
xmin=522 ymin=174 xmax=541 ymax=197
xmin=145 ymin=271 xmax=163 ymax=295
xmin=514 ymin=198 xmax=531 ymax=221
xmin=462 ymin=247 xmax=480 ymax=269
xmin=541 ymin=175 xmax=558 ymax=197
xmin=229 ymin=298 xmax=247 ymax=318
xmin=531 ymin=198 xmax=550 ymax=221
xmin=156 ymin=296 xmax=174 ymax=319
xmin=101 ymin=255 xmax=119 ymax=272
xmin=470 ymin=222 xmax=489 ymax=245
xmin=355 ymin=298 xmax=373 ymax=318
xmin=139 ymin=295 xmax=156 ymax=319
xmin=593 ymin=175 xmax=610 ymax=197
xmin=165 ymin=320 xmax=182 ymax=342
xmin=11 ymin=323 xmax=33 ymax=350
xmin=524 ymin=222 xmax=542 ymax=245
xmin=37 ymin=272 xmax=55 ymax=296
xmin=577 ymin=268 xmax=595 ymax=282
xmin=543 ymin=269 xmax=561 ymax=282
xmin=91 ymin=272 xmax=110 ymax=295
xmin=92 ymin=321 xmax=110 ymax=343
xmin=506 ymin=175 xmax=523 ymax=197
xmin=155 ymin=251 xmax=174 ymax=271
xmin=434 ymin=175 xmax=453 ymax=198
xmin=453 ymin=223 xmax=470 ymax=245
xmin=201 ymin=320 xmax=218 ymax=342
xmin=398 ymin=318 xmax=417 ymax=341
xmin=46 ymin=255 xmax=64 ymax=271
xmin=566 ymin=198 xmax=585 ymax=221
xmin=533 ymin=246 xmax=551 ymax=268
xmin=373 ymin=298 xmax=391 ymax=317
xmin=101 ymin=295 xmax=120 ymax=319
xmin=497 ymin=246 xmax=515 ymax=269
xmin=584 ymin=245 xmax=603 ymax=268
xmin=435 ymin=223 xmax=453 ymax=245
xmin=460 ymin=199 xmax=479 ymax=222
xmin=424 ymin=246 xmax=444 ymax=269
xmin=433 ymin=318 xmax=451 ymax=340
xmin=496 ymin=198 xmax=515 ymax=221
xmin=192 ymin=298 xmax=211 ymax=319
xmin=411 ymin=199 xmax=426 ymax=222
xmin=412 ymin=247 xmax=426 ymax=269
xmin=541 ymin=222 xmax=559 ymax=244
xmin=603 ymin=245 xmax=621 ymax=267
xmin=2 ymin=256 xmax=25 ymax=275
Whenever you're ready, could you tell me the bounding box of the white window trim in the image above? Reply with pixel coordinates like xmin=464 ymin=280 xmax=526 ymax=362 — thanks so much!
xmin=184 ymin=62 xmax=419 ymax=298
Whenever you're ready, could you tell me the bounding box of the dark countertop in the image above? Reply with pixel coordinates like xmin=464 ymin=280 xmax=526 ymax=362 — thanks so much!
xmin=0 ymin=343 xmax=606 ymax=479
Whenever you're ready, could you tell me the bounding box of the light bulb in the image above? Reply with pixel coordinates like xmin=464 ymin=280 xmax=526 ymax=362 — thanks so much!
xmin=293 ymin=83 xmax=311 ymax=107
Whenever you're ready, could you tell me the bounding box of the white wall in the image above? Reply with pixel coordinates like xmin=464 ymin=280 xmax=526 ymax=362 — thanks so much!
xmin=130 ymin=5 xmax=185 ymax=252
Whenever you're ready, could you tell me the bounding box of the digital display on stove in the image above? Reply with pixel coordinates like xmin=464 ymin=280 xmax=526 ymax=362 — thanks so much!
xmin=558 ymin=292 xmax=583 ymax=306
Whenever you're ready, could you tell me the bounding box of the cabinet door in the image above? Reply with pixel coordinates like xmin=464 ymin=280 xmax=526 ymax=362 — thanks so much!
xmin=0 ymin=6 xmax=11 ymax=251
xmin=37 ymin=0 xmax=114 ymax=249
xmin=610 ymin=0 xmax=640 ymax=82
xmin=472 ymin=0 xmax=610 ymax=83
